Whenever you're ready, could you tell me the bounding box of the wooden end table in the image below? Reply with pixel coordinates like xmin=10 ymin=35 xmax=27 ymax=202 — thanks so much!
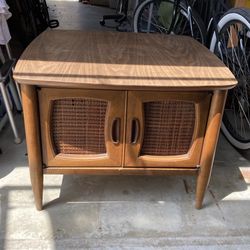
xmin=14 ymin=30 xmax=236 ymax=210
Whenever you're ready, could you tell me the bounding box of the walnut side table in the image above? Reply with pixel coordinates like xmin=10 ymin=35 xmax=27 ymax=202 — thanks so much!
xmin=14 ymin=30 xmax=236 ymax=210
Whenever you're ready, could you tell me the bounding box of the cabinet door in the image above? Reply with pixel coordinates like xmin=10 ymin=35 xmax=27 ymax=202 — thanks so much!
xmin=39 ymin=88 xmax=125 ymax=167
xmin=125 ymin=91 xmax=211 ymax=168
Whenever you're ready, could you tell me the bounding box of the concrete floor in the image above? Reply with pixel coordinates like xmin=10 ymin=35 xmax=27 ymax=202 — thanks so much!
xmin=48 ymin=0 xmax=121 ymax=31
xmin=1 ymin=1 xmax=250 ymax=249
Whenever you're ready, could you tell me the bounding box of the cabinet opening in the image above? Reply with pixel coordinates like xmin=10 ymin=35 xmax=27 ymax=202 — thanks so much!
xmin=50 ymin=98 xmax=108 ymax=155
xmin=141 ymin=100 xmax=195 ymax=156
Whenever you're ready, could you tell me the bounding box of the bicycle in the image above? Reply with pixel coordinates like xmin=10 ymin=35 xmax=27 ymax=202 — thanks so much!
xmin=210 ymin=7 xmax=250 ymax=150
xmin=133 ymin=0 xmax=207 ymax=44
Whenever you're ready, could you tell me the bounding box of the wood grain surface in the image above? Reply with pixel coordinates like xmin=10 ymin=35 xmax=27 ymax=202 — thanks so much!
xmin=43 ymin=166 xmax=198 ymax=175
xmin=195 ymin=90 xmax=228 ymax=209
xmin=21 ymin=85 xmax=43 ymax=210
xmin=14 ymin=30 xmax=236 ymax=89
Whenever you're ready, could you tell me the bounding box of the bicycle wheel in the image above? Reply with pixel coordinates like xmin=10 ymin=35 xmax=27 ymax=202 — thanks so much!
xmin=133 ymin=0 xmax=206 ymax=44
xmin=210 ymin=8 xmax=250 ymax=150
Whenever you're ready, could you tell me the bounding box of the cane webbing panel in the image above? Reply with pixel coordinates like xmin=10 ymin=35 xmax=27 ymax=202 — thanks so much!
xmin=141 ymin=100 xmax=195 ymax=156
xmin=51 ymin=98 xmax=107 ymax=155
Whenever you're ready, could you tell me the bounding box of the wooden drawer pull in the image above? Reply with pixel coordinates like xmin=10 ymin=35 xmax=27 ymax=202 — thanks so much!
xmin=111 ymin=118 xmax=121 ymax=144
xmin=131 ymin=118 xmax=140 ymax=144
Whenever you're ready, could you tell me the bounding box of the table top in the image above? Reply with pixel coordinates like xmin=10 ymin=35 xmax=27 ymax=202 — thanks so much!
xmin=14 ymin=30 xmax=236 ymax=90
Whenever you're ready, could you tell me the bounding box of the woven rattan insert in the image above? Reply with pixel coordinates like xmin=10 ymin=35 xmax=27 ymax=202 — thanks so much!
xmin=51 ymin=98 xmax=107 ymax=155
xmin=141 ymin=100 xmax=195 ymax=156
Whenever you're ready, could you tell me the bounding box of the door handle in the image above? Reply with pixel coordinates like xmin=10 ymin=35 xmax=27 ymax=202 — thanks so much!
xmin=111 ymin=118 xmax=121 ymax=145
xmin=130 ymin=118 xmax=140 ymax=144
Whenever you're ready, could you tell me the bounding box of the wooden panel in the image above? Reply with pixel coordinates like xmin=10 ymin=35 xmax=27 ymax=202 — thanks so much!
xmin=14 ymin=30 xmax=236 ymax=89
xmin=39 ymin=88 xmax=125 ymax=167
xmin=125 ymin=91 xmax=211 ymax=168
xmin=44 ymin=166 xmax=198 ymax=176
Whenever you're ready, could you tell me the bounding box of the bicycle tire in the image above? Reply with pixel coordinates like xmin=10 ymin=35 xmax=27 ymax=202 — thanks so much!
xmin=133 ymin=0 xmax=206 ymax=45
xmin=210 ymin=8 xmax=250 ymax=150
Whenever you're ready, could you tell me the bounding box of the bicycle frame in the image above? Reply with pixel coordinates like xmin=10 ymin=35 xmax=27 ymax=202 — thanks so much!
xmin=143 ymin=0 xmax=196 ymax=35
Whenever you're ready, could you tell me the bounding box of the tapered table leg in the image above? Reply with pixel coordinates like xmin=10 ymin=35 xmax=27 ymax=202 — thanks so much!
xmin=21 ymin=85 xmax=43 ymax=210
xmin=195 ymin=90 xmax=228 ymax=209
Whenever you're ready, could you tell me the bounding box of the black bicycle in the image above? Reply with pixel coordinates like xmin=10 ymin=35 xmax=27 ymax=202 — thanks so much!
xmin=133 ymin=0 xmax=250 ymax=150
xmin=133 ymin=0 xmax=207 ymax=44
